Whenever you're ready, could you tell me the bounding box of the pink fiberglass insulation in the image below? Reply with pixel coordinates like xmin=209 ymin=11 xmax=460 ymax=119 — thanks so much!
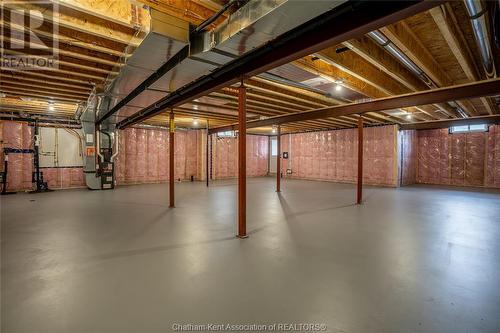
xmin=0 ymin=121 xmax=33 ymax=191
xmin=213 ymin=137 xmax=236 ymax=179
xmin=185 ymin=130 xmax=199 ymax=179
xmin=42 ymin=167 xmax=85 ymax=189
xmin=400 ymin=130 xmax=418 ymax=185
xmin=147 ymin=130 xmax=159 ymax=182
xmin=135 ymin=128 xmax=147 ymax=183
xmin=247 ymin=135 xmax=268 ymax=176
xmin=212 ymin=135 xmax=268 ymax=179
xmin=158 ymin=130 xmax=168 ymax=182
xmin=125 ymin=128 xmax=138 ymax=183
xmin=280 ymin=134 xmax=290 ymax=174
xmin=283 ymin=125 xmax=397 ymax=186
xmin=115 ymin=128 xmax=199 ymax=185
xmin=416 ymin=129 xmax=451 ymax=185
xmin=464 ymin=132 xmax=486 ymax=187
xmin=363 ymin=125 xmax=397 ymax=186
xmin=114 ymin=131 xmax=127 ymax=183
xmin=486 ymin=125 xmax=500 ymax=187
xmin=416 ymin=127 xmax=500 ymax=188
xmin=175 ymin=131 xmax=186 ymax=180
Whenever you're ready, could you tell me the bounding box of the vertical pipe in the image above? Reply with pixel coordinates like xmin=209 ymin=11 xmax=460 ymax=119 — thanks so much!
xmin=210 ymin=134 xmax=213 ymax=181
xmin=237 ymin=80 xmax=247 ymax=238
xmin=169 ymin=110 xmax=175 ymax=208
xmin=357 ymin=116 xmax=363 ymax=204
xmin=206 ymin=120 xmax=209 ymax=187
xmin=276 ymin=125 xmax=281 ymax=192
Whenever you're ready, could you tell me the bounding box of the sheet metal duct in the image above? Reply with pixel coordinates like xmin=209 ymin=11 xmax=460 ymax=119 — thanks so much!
xmin=98 ymin=9 xmax=191 ymax=125
xmin=464 ymin=0 xmax=497 ymax=78
xmin=110 ymin=0 xmax=347 ymax=124
xmin=81 ymin=93 xmax=101 ymax=190
xmin=97 ymin=1 xmax=348 ymax=128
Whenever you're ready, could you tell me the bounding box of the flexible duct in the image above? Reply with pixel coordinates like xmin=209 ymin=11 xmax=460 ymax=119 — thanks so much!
xmin=464 ymin=0 xmax=496 ymax=78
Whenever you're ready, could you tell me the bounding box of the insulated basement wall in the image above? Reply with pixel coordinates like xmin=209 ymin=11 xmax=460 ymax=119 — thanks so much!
xmin=0 ymin=121 xmax=86 ymax=191
xmin=211 ymin=135 xmax=269 ymax=179
xmin=280 ymin=125 xmax=398 ymax=187
xmin=114 ymin=127 xmax=204 ymax=185
xmin=415 ymin=125 xmax=500 ymax=188
xmin=0 ymin=121 xmax=33 ymax=191
xmin=400 ymin=130 xmax=418 ymax=185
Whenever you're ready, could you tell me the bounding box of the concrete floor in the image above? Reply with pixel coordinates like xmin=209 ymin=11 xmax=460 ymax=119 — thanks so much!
xmin=2 ymin=177 xmax=500 ymax=333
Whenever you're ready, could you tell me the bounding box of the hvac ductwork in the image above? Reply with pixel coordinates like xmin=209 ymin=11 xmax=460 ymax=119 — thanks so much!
xmin=464 ymin=0 xmax=497 ymax=78
xmin=98 ymin=9 xmax=191 ymax=125
xmin=103 ymin=0 xmax=347 ymax=125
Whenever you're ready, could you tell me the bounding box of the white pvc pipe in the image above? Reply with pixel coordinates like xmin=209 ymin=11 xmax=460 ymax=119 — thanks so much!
xmin=110 ymin=131 xmax=119 ymax=162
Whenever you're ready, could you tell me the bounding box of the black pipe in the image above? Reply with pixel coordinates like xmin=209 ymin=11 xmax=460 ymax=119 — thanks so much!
xmin=117 ymin=0 xmax=438 ymax=129
xmin=97 ymin=45 xmax=190 ymax=124
xmin=206 ymin=120 xmax=209 ymax=187
xmin=194 ymin=0 xmax=238 ymax=33
xmin=1 ymin=158 xmax=8 ymax=194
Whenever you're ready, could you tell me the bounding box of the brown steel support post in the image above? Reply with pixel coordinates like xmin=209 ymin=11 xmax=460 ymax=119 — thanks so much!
xmin=206 ymin=120 xmax=209 ymax=187
xmin=357 ymin=116 xmax=363 ymax=204
xmin=169 ymin=110 xmax=175 ymax=208
xmin=276 ymin=125 xmax=281 ymax=192
xmin=237 ymin=80 xmax=247 ymax=238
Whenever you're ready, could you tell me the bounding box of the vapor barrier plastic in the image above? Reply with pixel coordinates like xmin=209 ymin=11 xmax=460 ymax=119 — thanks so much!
xmin=42 ymin=167 xmax=86 ymax=189
xmin=486 ymin=125 xmax=500 ymax=187
xmin=416 ymin=129 xmax=450 ymax=185
xmin=0 ymin=121 xmax=33 ymax=191
xmin=400 ymin=130 xmax=418 ymax=185
xmin=416 ymin=125 xmax=500 ymax=188
xmin=281 ymin=125 xmax=398 ymax=186
xmin=212 ymin=135 xmax=268 ymax=179
xmin=115 ymin=128 xmax=200 ymax=185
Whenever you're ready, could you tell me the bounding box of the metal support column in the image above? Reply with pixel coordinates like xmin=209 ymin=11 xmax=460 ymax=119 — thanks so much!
xmin=169 ymin=110 xmax=175 ymax=208
xmin=276 ymin=125 xmax=281 ymax=193
xmin=237 ymin=80 xmax=247 ymax=238
xmin=357 ymin=116 xmax=363 ymax=204
xmin=206 ymin=120 xmax=209 ymax=187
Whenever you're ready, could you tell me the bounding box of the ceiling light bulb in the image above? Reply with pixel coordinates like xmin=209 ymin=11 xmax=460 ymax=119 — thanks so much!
xmin=193 ymin=118 xmax=199 ymax=125
xmin=406 ymin=114 xmax=412 ymax=120
xmin=272 ymin=127 xmax=277 ymax=133
xmin=49 ymin=105 xmax=55 ymax=111
xmin=335 ymin=84 xmax=342 ymax=91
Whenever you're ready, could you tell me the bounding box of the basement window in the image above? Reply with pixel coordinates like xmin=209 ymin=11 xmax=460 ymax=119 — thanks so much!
xmin=450 ymin=124 xmax=488 ymax=134
xmin=217 ymin=131 xmax=235 ymax=138
xmin=271 ymin=139 xmax=278 ymax=157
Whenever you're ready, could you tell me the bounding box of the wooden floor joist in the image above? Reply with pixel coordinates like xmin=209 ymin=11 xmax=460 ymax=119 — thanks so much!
xmin=209 ymin=79 xmax=500 ymax=133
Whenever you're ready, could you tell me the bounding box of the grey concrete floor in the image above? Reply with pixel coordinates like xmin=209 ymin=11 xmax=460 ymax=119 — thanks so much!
xmin=2 ymin=177 xmax=500 ymax=333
